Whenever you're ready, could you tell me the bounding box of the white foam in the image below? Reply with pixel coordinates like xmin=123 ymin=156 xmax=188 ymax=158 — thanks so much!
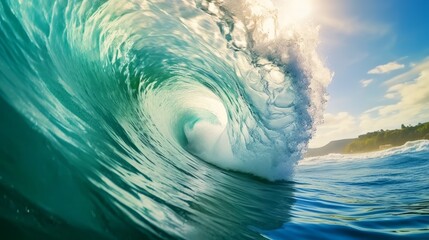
xmin=299 ymin=140 xmax=429 ymax=166
xmin=196 ymin=0 xmax=332 ymax=180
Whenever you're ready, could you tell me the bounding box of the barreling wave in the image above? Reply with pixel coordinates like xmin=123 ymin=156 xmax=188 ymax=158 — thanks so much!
xmin=0 ymin=0 xmax=331 ymax=180
xmin=0 ymin=0 xmax=331 ymax=238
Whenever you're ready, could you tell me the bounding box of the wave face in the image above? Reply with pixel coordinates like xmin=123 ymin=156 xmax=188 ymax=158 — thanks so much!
xmin=0 ymin=0 xmax=331 ymax=238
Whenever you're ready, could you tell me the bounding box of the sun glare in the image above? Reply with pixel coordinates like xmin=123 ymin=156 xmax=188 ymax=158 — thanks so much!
xmin=274 ymin=0 xmax=315 ymax=26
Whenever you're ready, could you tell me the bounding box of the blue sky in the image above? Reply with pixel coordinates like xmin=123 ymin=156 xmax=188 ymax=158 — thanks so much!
xmin=277 ymin=0 xmax=429 ymax=147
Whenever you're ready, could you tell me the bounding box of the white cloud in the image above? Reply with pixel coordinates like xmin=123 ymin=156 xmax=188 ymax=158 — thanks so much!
xmin=310 ymin=58 xmax=429 ymax=148
xmin=385 ymin=57 xmax=429 ymax=85
xmin=360 ymin=79 xmax=373 ymax=87
xmin=368 ymin=61 xmax=405 ymax=74
xmin=360 ymin=59 xmax=429 ymax=132
xmin=384 ymin=92 xmax=397 ymax=99
xmin=309 ymin=112 xmax=359 ymax=148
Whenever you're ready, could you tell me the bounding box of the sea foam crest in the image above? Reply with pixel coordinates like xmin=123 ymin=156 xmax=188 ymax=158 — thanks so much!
xmin=189 ymin=0 xmax=332 ymax=180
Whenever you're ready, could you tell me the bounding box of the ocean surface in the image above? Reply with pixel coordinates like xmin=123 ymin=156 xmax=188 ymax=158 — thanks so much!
xmin=1 ymin=0 xmax=428 ymax=239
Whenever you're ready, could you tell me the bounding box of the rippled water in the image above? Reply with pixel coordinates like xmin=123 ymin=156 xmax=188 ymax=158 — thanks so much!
xmin=272 ymin=141 xmax=429 ymax=240
xmin=1 ymin=0 xmax=428 ymax=239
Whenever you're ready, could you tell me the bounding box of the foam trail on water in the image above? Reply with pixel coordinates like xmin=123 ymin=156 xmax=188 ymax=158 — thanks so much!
xmin=300 ymin=140 xmax=429 ymax=166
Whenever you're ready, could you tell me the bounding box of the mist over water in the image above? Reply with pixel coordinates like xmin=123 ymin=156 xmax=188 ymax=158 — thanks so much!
xmin=1 ymin=0 xmax=428 ymax=239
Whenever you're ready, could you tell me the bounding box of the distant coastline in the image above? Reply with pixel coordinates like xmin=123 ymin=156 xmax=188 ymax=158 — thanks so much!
xmin=306 ymin=121 xmax=429 ymax=157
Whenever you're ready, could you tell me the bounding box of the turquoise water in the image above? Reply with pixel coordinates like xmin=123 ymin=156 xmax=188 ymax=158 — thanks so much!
xmin=1 ymin=0 xmax=428 ymax=239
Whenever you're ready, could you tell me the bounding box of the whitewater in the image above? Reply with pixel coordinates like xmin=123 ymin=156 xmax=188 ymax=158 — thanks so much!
xmin=0 ymin=0 xmax=428 ymax=239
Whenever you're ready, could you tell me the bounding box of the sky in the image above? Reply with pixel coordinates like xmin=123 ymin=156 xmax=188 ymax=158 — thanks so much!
xmin=274 ymin=0 xmax=429 ymax=148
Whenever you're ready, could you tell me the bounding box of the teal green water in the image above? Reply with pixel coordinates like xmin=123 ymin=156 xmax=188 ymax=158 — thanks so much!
xmin=1 ymin=0 xmax=428 ymax=239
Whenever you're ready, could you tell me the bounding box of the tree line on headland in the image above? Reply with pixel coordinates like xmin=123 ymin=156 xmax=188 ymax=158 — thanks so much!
xmin=344 ymin=121 xmax=429 ymax=153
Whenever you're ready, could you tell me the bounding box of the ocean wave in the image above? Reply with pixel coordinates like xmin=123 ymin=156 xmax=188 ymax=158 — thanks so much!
xmin=0 ymin=0 xmax=331 ymax=181
xmin=0 ymin=0 xmax=331 ymax=238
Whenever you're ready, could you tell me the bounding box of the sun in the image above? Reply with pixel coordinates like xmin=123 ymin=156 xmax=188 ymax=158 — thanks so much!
xmin=274 ymin=0 xmax=315 ymax=26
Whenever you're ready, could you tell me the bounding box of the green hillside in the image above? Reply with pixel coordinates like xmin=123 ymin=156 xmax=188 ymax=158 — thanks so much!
xmin=344 ymin=122 xmax=429 ymax=153
xmin=305 ymin=139 xmax=354 ymax=157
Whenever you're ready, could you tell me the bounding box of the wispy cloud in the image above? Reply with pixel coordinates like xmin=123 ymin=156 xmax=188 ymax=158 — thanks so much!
xmin=311 ymin=57 xmax=429 ymax=147
xmin=318 ymin=15 xmax=390 ymax=37
xmin=384 ymin=92 xmax=397 ymax=99
xmin=359 ymin=59 xmax=429 ymax=132
xmin=360 ymin=79 xmax=373 ymax=87
xmin=368 ymin=61 xmax=405 ymax=74
xmin=385 ymin=57 xmax=429 ymax=86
